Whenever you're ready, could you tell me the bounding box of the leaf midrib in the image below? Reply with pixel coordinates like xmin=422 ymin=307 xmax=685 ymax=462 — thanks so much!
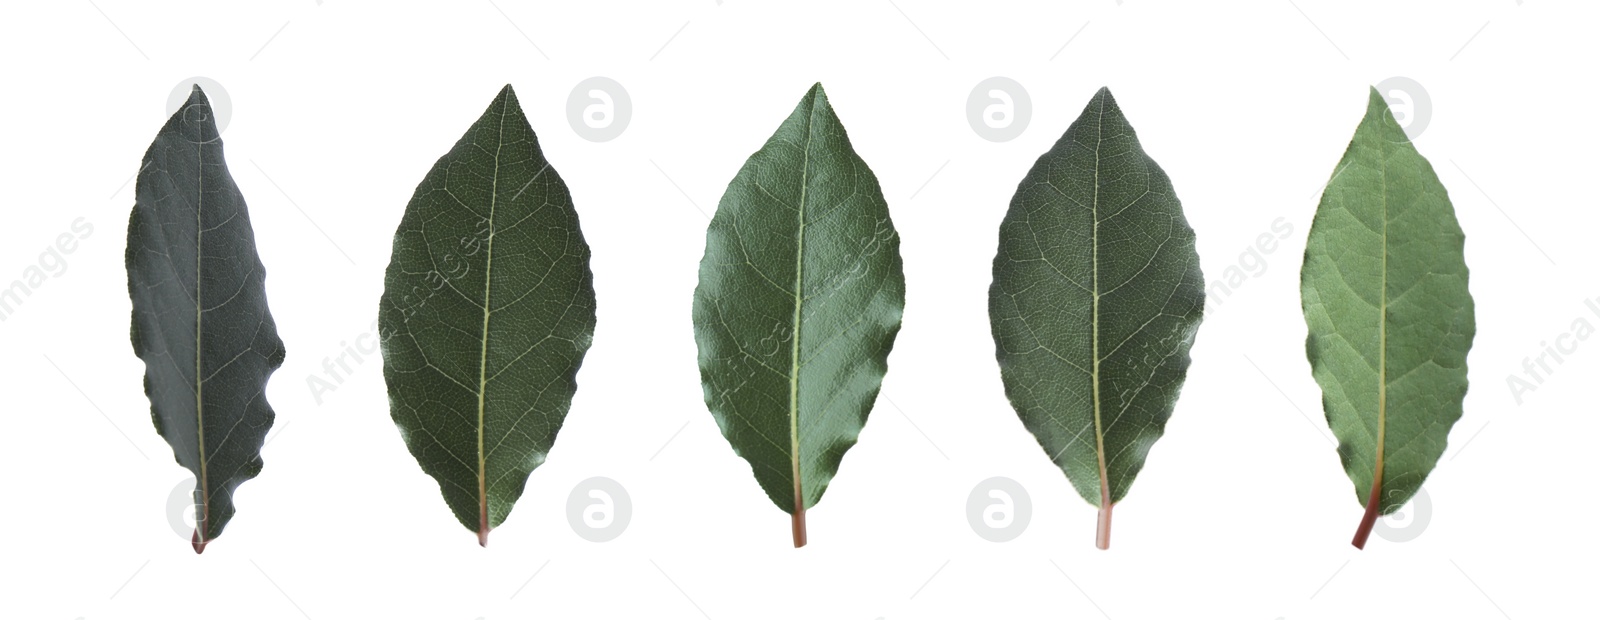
xmin=1372 ymin=137 xmax=1390 ymax=508
xmin=788 ymin=97 xmax=816 ymax=514
xmin=194 ymin=137 xmax=209 ymax=540
xmin=1089 ymin=92 xmax=1110 ymax=510
xmin=475 ymin=96 xmax=510 ymax=538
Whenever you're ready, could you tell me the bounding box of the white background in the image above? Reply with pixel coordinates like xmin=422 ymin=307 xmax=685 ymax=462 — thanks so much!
xmin=1 ymin=1 xmax=1595 ymax=618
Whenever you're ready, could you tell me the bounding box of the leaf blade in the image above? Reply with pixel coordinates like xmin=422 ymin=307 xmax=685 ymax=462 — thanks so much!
xmin=1300 ymin=87 xmax=1474 ymax=548
xmin=127 ymin=86 xmax=286 ymax=552
xmin=988 ymin=87 xmax=1205 ymax=548
xmin=378 ymin=85 xmax=596 ymax=545
xmin=692 ymin=84 xmax=905 ymax=545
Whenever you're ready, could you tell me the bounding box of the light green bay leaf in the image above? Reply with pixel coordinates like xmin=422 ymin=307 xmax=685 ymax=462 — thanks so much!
xmin=378 ymin=85 xmax=596 ymax=546
xmin=989 ymin=87 xmax=1204 ymax=549
xmin=692 ymin=83 xmax=905 ymax=547
xmin=1301 ymin=87 xmax=1474 ymax=548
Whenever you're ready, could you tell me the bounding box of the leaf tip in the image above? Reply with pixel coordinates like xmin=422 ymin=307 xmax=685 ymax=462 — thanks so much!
xmin=1365 ymin=85 xmax=1389 ymax=112
xmin=787 ymin=82 xmax=832 ymax=124
xmin=1083 ymin=87 xmax=1123 ymax=122
xmin=183 ymin=83 xmax=210 ymax=109
xmin=804 ymin=82 xmax=828 ymax=108
xmin=1360 ymin=85 xmax=1411 ymax=143
xmin=495 ymin=83 xmax=521 ymax=111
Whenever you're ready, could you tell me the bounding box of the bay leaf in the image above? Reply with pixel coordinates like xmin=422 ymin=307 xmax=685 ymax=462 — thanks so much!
xmin=1301 ymin=87 xmax=1474 ymax=548
xmin=988 ymin=87 xmax=1205 ymax=549
xmin=127 ymin=85 xmax=286 ymax=553
xmin=378 ymin=85 xmax=596 ymax=546
xmin=691 ymin=83 xmax=905 ymax=547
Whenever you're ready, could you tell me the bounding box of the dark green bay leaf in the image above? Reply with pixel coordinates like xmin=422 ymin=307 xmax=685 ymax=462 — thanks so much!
xmin=127 ymin=86 xmax=286 ymax=553
xmin=378 ymin=85 xmax=595 ymax=546
xmin=988 ymin=87 xmax=1204 ymax=549
xmin=692 ymin=83 xmax=905 ymax=547
xmin=1301 ymin=87 xmax=1474 ymax=549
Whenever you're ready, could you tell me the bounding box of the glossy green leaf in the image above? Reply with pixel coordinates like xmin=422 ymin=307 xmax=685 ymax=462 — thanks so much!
xmin=1300 ymin=87 xmax=1474 ymax=549
xmin=127 ymin=86 xmax=286 ymax=553
xmin=378 ymin=85 xmax=596 ymax=546
xmin=692 ymin=83 xmax=905 ymax=547
xmin=988 ymin=87 xmax=1204 ymax=549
